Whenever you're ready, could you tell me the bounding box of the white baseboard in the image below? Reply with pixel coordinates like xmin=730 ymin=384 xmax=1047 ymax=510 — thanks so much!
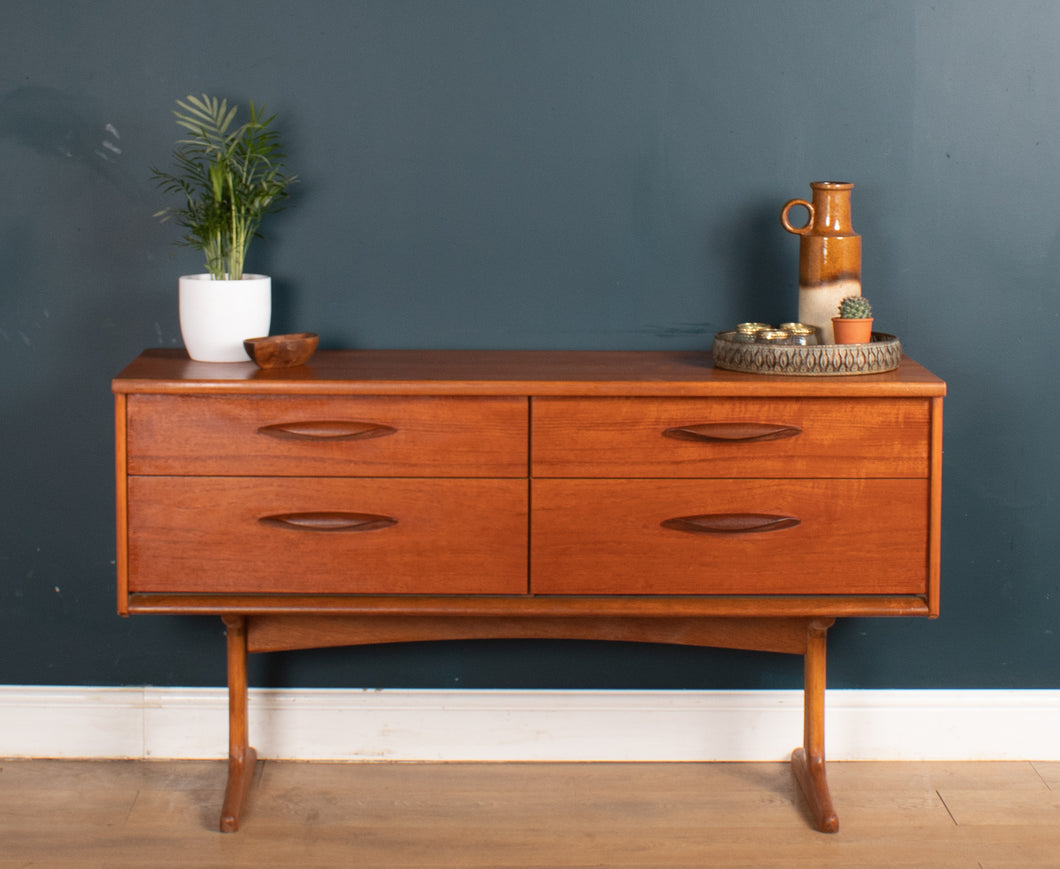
xmin=2 ymin=687 xmax=1059 ymax=762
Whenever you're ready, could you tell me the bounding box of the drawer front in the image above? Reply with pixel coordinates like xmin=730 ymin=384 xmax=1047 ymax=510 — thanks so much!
xmin=531 ymin=479 xmax=929 ymax=595
xmin=127 ymin=477 xmax=528 ymax=594
xmin=532 ymin=397 xmax=930 ymax=478
xmin=126 ymin=395 xmax=527 ymax=477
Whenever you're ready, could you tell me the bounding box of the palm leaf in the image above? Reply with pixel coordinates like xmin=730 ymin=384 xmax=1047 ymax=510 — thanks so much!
xmin=153 ymin=93 xmax=297 ymax=279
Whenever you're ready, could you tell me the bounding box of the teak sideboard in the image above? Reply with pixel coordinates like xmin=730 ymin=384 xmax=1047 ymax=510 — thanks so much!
xmin=113 ymin=349 xmax=945 ymax=833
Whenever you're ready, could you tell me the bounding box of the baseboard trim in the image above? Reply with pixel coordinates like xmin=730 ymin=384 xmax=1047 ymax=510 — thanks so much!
xmin=2 ymin=687 xmax=1059 ymax=761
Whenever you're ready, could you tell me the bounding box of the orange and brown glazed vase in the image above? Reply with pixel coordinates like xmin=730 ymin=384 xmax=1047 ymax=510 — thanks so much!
xmin=780 ymin=182 xmax=862 ymax=344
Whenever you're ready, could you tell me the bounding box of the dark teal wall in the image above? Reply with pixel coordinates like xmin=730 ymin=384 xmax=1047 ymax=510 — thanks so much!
xmin=1 ymin=0 xmax=1057 ymax=690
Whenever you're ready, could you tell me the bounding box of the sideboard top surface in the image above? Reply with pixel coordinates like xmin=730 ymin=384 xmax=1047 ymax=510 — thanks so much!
xmin=113 ymin=349 xmax=946 ymax=398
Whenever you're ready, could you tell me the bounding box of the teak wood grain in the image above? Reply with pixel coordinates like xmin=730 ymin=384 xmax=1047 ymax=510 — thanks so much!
xmin=126 ymin=394 xmax=527 ymax=477
xmin=114 ymin=348 xmax=944 ymax=397
xmin=112 ymin=349 xmax=945 ymax=834
xmin=244 ymin=612 xmax=820 ymax=655
xmin=125 ymin=592 xmax=934 ymax=618
xmin=531 ymin=396 xmax=931 ymax=478
xmin=127 ymin=476 xmax=528 ymax=595
xmin=530 ymin=478 xmax=929 ymax=595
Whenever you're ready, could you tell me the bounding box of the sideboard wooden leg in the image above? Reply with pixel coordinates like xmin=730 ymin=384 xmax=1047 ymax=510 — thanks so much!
xmin=791 ymin=617 xmax=839 ymax=833
xmin=219 ymin=615 xmax=257 ymax=833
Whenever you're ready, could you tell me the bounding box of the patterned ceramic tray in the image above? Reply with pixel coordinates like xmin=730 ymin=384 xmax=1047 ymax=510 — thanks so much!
xmin=711 ymin=331 xmax=902 ymax=376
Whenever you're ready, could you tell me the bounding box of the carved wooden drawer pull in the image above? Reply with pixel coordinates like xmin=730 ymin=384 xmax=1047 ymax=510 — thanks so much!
xmin=257 ymin=421 xmax=397 ymax=441
xmin=258 ymin=512 xmax=398 ymax=532
xmin=661 ymin=513 xmax=801 ymax=534
xmin=663 ymin=422 xmax=802 ymax=443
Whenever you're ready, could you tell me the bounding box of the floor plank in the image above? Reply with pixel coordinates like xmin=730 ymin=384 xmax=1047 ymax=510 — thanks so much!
xmin=938 ymin=788 xmax=1060 ymax=826
xmin=1032 ymin=761 xmax=1060 ymax=789
xmin=3 ymin=760 xmax=1060 ymax=867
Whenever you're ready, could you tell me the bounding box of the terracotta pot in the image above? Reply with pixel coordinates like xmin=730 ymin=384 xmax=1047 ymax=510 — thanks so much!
xmin=781 ymin=182 xmax=862 ymax=343
xmin=831 ymin=317 xmax=874 ymax=345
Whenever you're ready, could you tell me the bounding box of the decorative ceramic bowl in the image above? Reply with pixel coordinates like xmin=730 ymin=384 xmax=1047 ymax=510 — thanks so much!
xmin=243 ymin=332 xmax=320 ymax=369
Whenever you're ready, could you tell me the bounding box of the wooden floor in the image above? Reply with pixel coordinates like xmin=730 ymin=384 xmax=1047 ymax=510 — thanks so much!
xmin=2 ymin=760 xmax=1060 ymax=868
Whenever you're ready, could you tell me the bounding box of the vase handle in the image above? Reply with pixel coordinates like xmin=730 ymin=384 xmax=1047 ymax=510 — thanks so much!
xmin=781 ymin=198 xmax=814 ymax=235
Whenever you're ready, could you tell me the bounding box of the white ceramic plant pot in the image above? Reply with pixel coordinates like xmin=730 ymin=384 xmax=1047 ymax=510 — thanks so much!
xmin=178 ymin=274 xmax=271 ymax=362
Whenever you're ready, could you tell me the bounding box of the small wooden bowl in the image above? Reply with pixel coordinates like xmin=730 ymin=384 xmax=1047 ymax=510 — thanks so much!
xmin=243 ymin=332 xmax=320 ymax=368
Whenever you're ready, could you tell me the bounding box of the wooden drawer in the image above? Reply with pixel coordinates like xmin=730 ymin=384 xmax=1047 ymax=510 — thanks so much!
xmin=127 ymin=477 xmax=528 ymax=594
xmin=126 ymin=395 xmax=527 ymax=477
xmin=531 ymin=479 xmax=929 ymax=595
xmin=531 ymin=397 xmax=931 ymax=478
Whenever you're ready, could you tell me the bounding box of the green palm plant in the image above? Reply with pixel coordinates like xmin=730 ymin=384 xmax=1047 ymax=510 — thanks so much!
xmin=153 ymin=94 xmax=297 ymax=280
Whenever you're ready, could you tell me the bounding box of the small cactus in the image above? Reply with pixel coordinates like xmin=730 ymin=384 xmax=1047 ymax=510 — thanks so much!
xmin=837 ymin=295 xmax=872 ymax=319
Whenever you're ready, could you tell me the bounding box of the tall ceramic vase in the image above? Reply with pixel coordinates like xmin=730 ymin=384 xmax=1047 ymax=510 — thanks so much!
xmin=179 ymin=274 xmax=271 ymax=362
xmin=780 ymin=182 xmax=861 ymax=344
